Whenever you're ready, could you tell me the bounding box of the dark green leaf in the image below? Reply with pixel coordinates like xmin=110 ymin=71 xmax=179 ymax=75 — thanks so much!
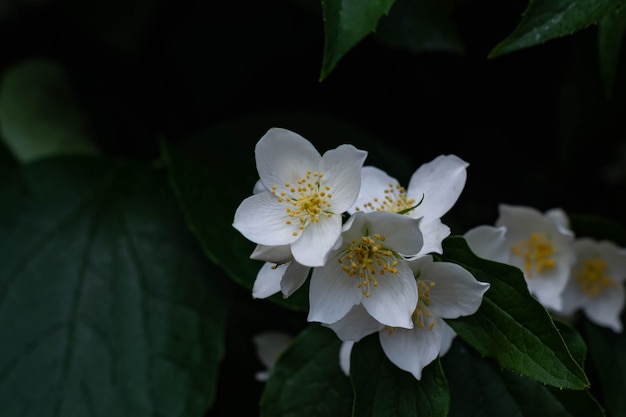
xmin=554 ymin=319 xmax=587 ymax=366
xmin=374 ymin=0 xmax=466 ymax=55
xmin=598 ymin=11 xmax=626 ymax=98
xmin=489 ymin=0 xmax=626 ymax=58
xmin=569 ymin=212 xmax=626 ymax=247
xmin=0 ymin=157 xmax=230 ymax=416
xmin=0 ymin=59 xmax=98 ymax=163
xmin=260 ymin=325 xmax=352 ymax=417
xmin=584 ymin=315 xmax=626 ymax=417
xmin=351 ymin=334 xmax=450 ymax=417
xmin=320 ymin=0 xmax=396 ymax=80
xmin=439 ymin=236 xmax=589 ymax=389
xmin=443 ymin=340 xmax=604 ymax=417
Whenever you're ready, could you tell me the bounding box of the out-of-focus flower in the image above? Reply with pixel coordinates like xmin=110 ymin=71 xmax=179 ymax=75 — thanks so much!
xmin=308 ymin=211 xmax=423 ymax=329
xmin=349 ymin=155 xmax=468 ymax=257
xmin=328 ymin=255 xmax=489 ymax=380
xmin=466 ymin=204 xmax=575 ymax=312
xmin=233 ymin=127 xmax=367 ymax=267
xmin=253 ymin=331 xmax=293 ymax=382
xmin=560 ymin=238 xmax=626 ymax=332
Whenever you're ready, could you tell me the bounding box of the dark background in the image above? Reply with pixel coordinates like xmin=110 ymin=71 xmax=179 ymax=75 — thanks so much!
xmin=1 ymin=1 xmax=625 ymax=414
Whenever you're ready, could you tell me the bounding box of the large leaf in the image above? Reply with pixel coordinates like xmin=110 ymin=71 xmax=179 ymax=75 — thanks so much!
xmin=439 ymin=236 xmax=589 ymax=389
xmin=489 ymin=0 xmax=626 ymax=58
xmin=259 ymin=325 xmax=353 ymax=417
xmin=0 ymin=156 xmax=230 ymax=416
xmin=442 ymin=340 xmax=603 ymax=417
xmin=0 ymin=59 xmax=98 ymax=163
xmin=598 ymin=12 xmax=626 ymax=98
xmin=320 ymin=0 xmax=396 ymax=80
xmin=583 ymin=314 xmax=626 ymax=417
xmin=350 ymin=334 xmax=450 ymax=417
xmin=373 ymin=0 xmax=465 ymax=55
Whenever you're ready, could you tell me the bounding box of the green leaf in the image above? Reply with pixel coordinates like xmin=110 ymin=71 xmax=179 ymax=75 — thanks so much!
xmin=569 ymin=212 xmax=626 ymax=247
xmin=320 ymin=0 xmax=396 ymax=80
xmin=443 ymin=340 xmax=604 ymax=417
xmin=0 ymin=59 xmax=98 ymax=163
xmin=259 ymin=325 xmax=352 ymax=417
xmin=439 ymin=236 xmax=589 ymax=389
xmin=373 ymin=0 xmax=466 ymax=55
xmin=583 ymin=316 xmax=626 ymax=417
xmin=489 ymin=0 xmax=626 ymax=58
xmin=553 ymin=319 xmax=587 ymax=366
xmin=351 ymin=334 xmax=450 ymax=417
xmin=598 ymin=11 xmax=626 ymax=98
xmin=0 ymin=156 xmax=230 ymax=416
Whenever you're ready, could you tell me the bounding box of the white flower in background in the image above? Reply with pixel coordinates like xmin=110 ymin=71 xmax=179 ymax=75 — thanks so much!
xmin=349 ymin=155 xmax=468 ymax=257
xmin=466 ymin=204 xmax=575 ymax=312
xmin=308 ymin=211 xmax=424 ymax=329
xmin=560 ymin=238 xmax=626 ymax=332
xmin=328 ymin=255 xmax=489 ymax=380
xmin=233 ymin=127 xmax=368 ymax=267
xmin=253 ymin=331 xmax=293 ymax=382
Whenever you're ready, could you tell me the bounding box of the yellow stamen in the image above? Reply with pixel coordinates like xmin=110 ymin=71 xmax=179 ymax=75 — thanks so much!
xmin=511 ymin=233 xmax=556 ymax=278
xmin=353 ymin=182 xmax=416 ymax=214
xmin=412 ymin=279 xmax=437 ymax=330
xmin=575 ymin=257 xmax=617 ymax=297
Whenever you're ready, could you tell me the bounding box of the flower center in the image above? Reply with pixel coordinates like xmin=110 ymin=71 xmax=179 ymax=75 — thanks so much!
xmin=412 ymin=279 xmax=437 ymax=330
xmin=353 ymin=182 xmax=416 ymax=214
xmin=575 ymin=257 xmax=617 ymax=297
xmin=510 ymin=232 xmax=556 ymax=278
xmin=338 ymin=233 xmax=398 ymax=297
xmin=271 ymin=170 xmax=333 ymax=237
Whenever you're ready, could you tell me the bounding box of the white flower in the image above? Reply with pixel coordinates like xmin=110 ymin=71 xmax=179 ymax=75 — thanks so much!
xmin=328 ymin=255 xmax=489 ymax=380
xmin=233 ymin=127 xmax=368 ymax=267
xmin=308 ymin=211 xmax=424 ymax=328
xmin=249 ymin=244 xmax=311 ymax=299
xmin=349 ymin=155 xmax=468 ymax=257
xmin=466 ymin=204 xmax=575 ymax=312
xmin=252 ymin=331 xmax=293 ymax=382
xmin=560 ymin=238 xmax=626 ymax=332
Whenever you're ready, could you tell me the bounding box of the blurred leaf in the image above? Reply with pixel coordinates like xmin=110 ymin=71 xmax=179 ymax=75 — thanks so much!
xmin=320 ymin=0 xmax=396 ymax=81
xmin=259 ymin=325 xmax=352 ymax=417
xmin=584 ymin=314 xmax=626 ymax=417
xmin=0 ymin=156 xmax=230 ymax=417
xmin=0 ymin=59 xmax=98 ymax=163
xmin=374 ymin=0 xmax=466 ymax=55
xmin=350 ymin=334 xmax=450 ymax=417
xmin=554 ymin=319 xmax=587 ymax=366
xmin=569 ymin=212 xmax=626 ymax=247
xmin=489 ymin=0 xmax=626 ymax=58
xmin=439 ymin=236 xmax=589 ymax=390
xmin=443 ymin=340 xmax=604 ymax=417
xmin=598 ymin=11 xmax=626 ymax=98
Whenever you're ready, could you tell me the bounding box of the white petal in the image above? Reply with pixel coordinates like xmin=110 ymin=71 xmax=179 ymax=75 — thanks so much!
xmin=438 ymin=320 xmax=457 ymax=357
xmin=379 ymin=317 xmax=444 ymax=380
xmin=348 ymin=166 xmax=399 ymax=213
xmin=253 ymin=179 xmax=267 ymax=194
xmin=252 ymin=262 xmax=285 ymax=299
xmin=255 ymin=128 xmax=321 ymax=191
xmin=250 ymin=244 xmax=293 ymax=264
xmin=464 ymin=225 xmax=510 ymax=263
xmin=308 ymin=259 xmax=362 ymax=324
xmin=408 ymin=155 xmax=468 ymax=220
xmin=233 ymin=192 xmax=299 ymax=246
xmin=415 ymin=258 xmax=490 ymax=319
xmin=320 ymin=144 xmax=368 ymax=212
xmin=559 ymin=277 xmax=587 ymax=316
xmin=415 ymin=218 xmax=450 ymax=257
xmin=350 ymin=211 xmax=423 ymax=258
xmin=290 ymin=214 xmax=342 ymax=267
xmin=583 ymin=284 xmax=625 ymax=332
xmin=361 ymin=262 xmax=418 ymax=329
xmin=545 ymin=208 xmax=572 ymax=231
xmin=280 ymin=262 xmax=311 ymax=297
xmin=339 ymin=341 xmax=354 ymax=376
xmin=325 ymin=304 xmax=385 ymax=341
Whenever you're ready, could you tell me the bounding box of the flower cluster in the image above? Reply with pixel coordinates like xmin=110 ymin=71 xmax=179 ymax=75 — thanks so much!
xmin=465 ymin=204 xmax=626 ymax=332
xmin=233 ymin=127 xmax=490 ymax=380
